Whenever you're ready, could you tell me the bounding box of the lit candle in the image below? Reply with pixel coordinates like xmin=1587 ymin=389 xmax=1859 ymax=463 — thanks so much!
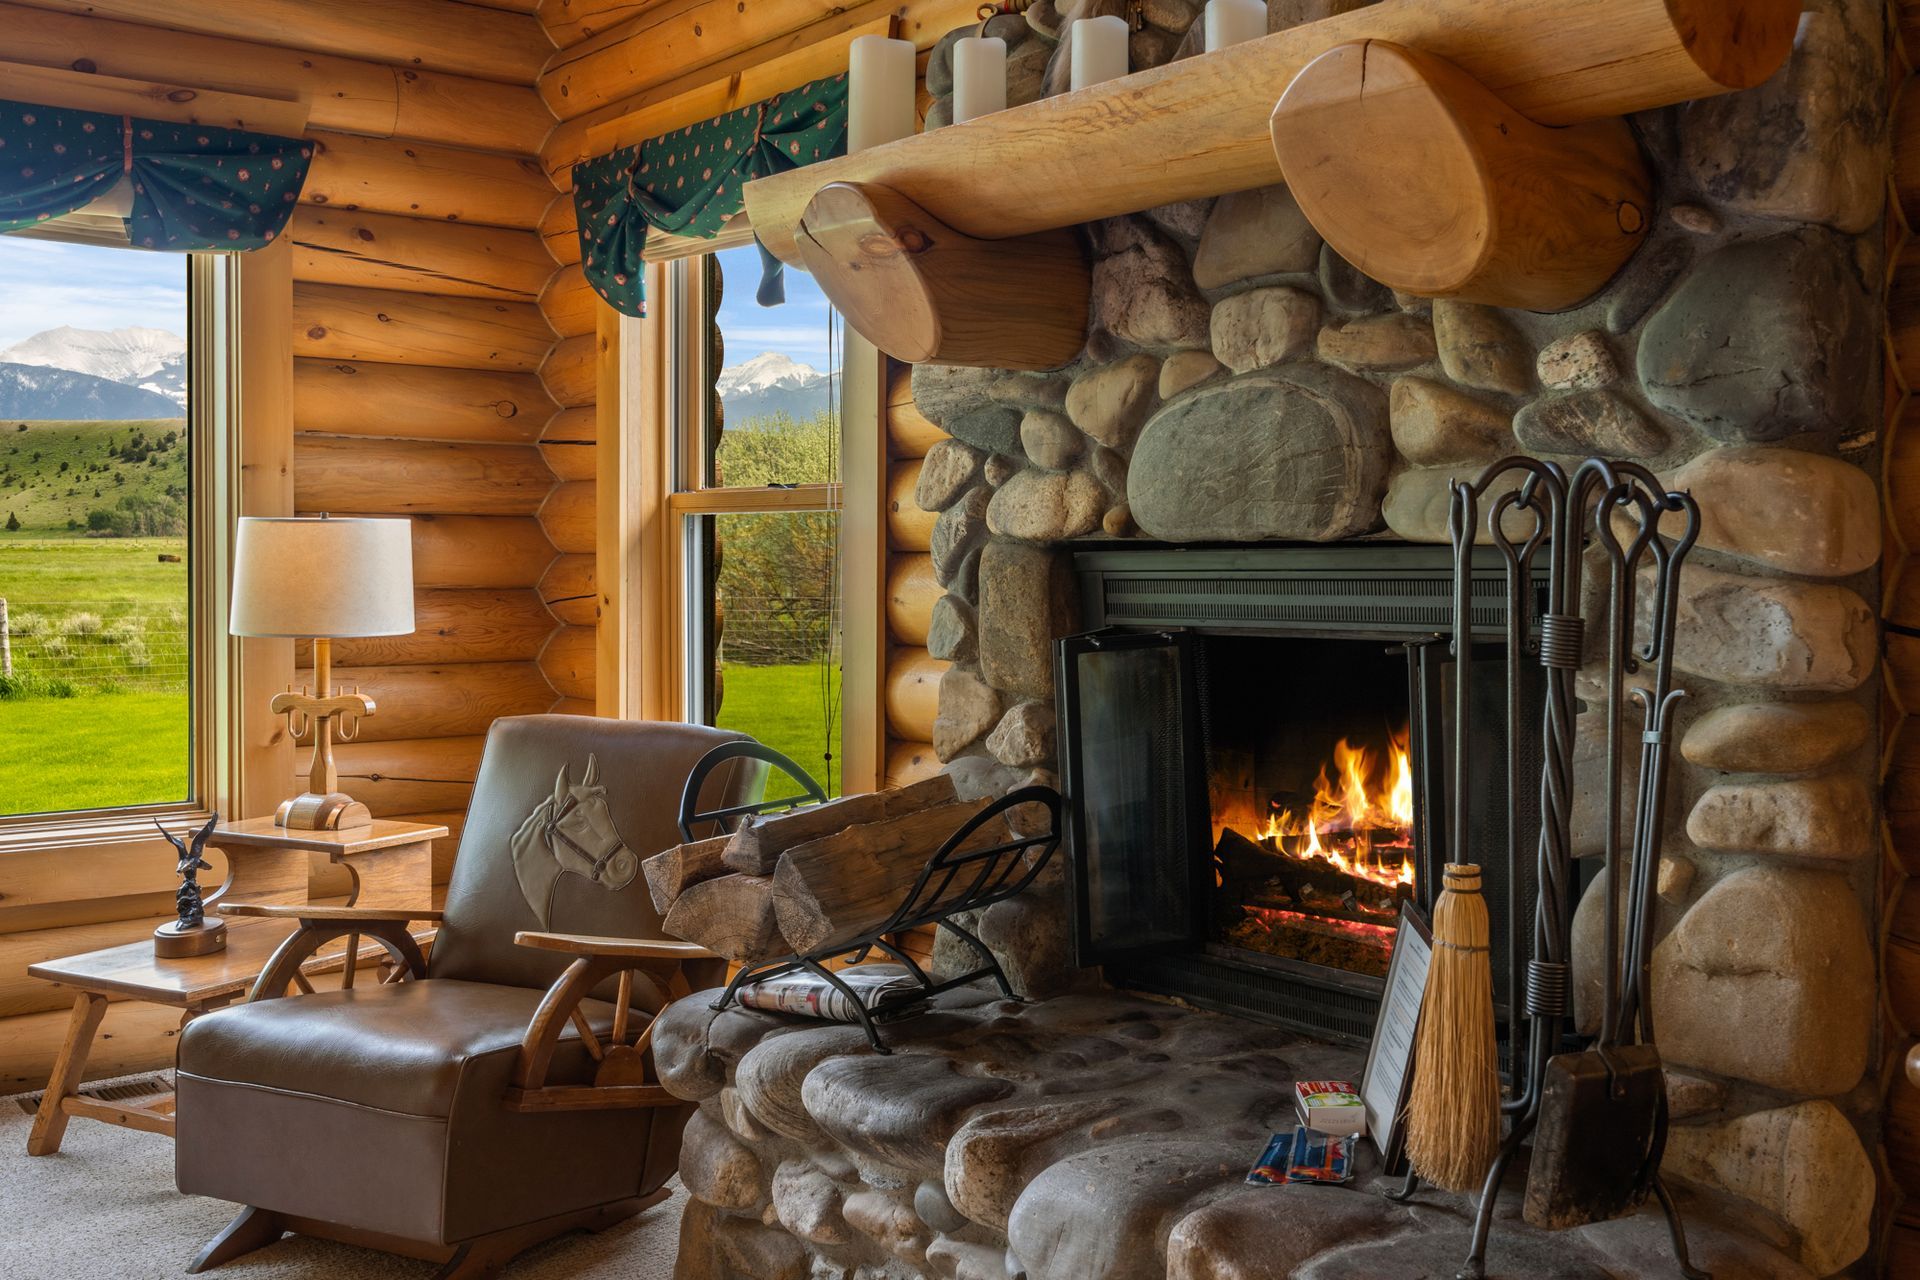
xmin=1069 ymin=14 xmax=1129 ymax=91
xmin=1205 ymin=0 xmax=1265 ymax=51
xmin=849 ymin=34 xmax=917 ymax=153
xmin=953 ymin=36 xmax=1007 ymax=123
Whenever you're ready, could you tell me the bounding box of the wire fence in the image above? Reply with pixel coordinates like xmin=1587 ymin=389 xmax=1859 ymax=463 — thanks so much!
xmin=0 ymin=597 xmax=188 ymax=696
xmin=717 ymin=591 xmax=838 ymax=667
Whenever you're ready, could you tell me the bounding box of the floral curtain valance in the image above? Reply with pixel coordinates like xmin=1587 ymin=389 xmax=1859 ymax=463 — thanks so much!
xmin=0 ymin=97 xmax=312 ymax=250
xmin=573 ymin=73 xmax=849 ymax=318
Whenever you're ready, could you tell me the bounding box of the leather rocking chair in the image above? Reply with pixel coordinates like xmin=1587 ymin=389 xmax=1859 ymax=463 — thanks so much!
xmin=174 ymin=715 xmax=762 ymax=1277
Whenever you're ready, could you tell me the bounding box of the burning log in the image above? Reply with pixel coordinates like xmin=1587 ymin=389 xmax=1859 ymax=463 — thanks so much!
xmin=1214 ymin=826 xmax=1407 ymax=921
xmin=723 ymin=773 xmax=958 ymax=875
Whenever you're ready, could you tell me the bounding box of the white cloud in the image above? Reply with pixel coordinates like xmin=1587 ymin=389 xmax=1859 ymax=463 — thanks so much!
xmin=0 ymin=236 xmax=186 ymax=351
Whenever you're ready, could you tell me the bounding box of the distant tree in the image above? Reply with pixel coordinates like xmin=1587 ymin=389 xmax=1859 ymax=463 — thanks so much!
xmin=58 ymin=460 xmax=68 ymax=473
xmin=4 ymin=512 xmax=18 ymax=531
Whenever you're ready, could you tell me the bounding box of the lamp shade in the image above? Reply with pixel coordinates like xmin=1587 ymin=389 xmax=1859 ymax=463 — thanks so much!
xmin=230 ymin=516 xmax=415 ymax=638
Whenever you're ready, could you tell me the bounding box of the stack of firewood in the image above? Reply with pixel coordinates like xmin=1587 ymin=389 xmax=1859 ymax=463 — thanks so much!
xmin=642 ymin=775 xmax=1015 ymax=963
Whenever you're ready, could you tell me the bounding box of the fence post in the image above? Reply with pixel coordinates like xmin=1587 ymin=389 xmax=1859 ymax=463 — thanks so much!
xmin=0 ymin=596 xmax=10 ymax=678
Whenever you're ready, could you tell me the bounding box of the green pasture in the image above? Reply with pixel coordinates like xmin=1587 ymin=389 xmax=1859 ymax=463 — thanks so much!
xmin=0 ymin=418 xmax=187 ymax=533
xmin=0 ymin=690 xmax=190 ymax=815
xmin=715 ymin=661 xmax=843 ymax=798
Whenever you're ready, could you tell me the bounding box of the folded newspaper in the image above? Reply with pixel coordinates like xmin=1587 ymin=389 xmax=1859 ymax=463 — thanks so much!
xmin=737 ymin=967 xmax=927 ymax=1023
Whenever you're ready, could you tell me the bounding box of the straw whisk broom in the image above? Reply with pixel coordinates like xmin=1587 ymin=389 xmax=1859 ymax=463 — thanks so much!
xmin=1403 ymin=862 xmax=1502 ymax=1193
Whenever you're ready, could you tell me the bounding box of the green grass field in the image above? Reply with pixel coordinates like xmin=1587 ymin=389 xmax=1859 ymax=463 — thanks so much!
xmin=0 ymin=690 xmax=189 ymax=815
xmin=715 ymin=661 xmax=843 ymax=797
xmin=0 ymin=417 xmax=187 ymax=533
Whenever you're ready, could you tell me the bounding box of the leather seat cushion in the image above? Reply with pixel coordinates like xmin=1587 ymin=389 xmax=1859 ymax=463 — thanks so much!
xmin=177 ymin=978 xmax=613 ymax=1118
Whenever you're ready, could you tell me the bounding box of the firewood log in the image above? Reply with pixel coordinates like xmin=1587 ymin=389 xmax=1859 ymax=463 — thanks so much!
xmin=771 ymin=797 xmax=1008 ymax=953
xmin=661 ymin=873 xmax=787 ymax=963
xmin=722 ymin=774 xmax=958 ymax=875
xmin=642 ymin=835 xmax=732 ymax=916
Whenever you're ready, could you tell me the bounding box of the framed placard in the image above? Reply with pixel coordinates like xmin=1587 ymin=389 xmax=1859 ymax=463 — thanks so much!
xmin=1360 ymin=900 xmax=1432 ymax=1174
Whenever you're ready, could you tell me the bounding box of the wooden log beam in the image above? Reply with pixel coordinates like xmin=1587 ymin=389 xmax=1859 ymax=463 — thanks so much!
xmin=642 ymin=835 xmax=733 ymax=915
xmin=540 ymin=479 xmax=598 ymax=552
xmin=885 ymin=740 xmax=941 ymax=789
xmin=295 ymin=662 xmax=558 ymax=742
xmin=293 ymin=359 xmax=556 ymax=445
xmin=539 ymin=0 xmax=651 ymax=49
xmin=295 ymin=437 xmax=555 ymax=515
xmin=887 ymin=368 xmax=947 ymax=458
xmin=795 ymin=182 xmax=1089 ymax=370
xmin=541 ymin=194 xmax=581 ymax=266
xmin=1270 ymin=42 xmax=1650 ymax=309
xmin=885 ymin=646 xmax=947 ymax=742
xmin=293 ymin=283 xmax=555 ymax=372
xmin=540 ymin=406 xmax=598 ymax=480
xmin=291 ymin=209 xmax=554 ymax=301
xmin=306 ymin=735 xmax=486 ymax=817
xmin=744 ymin=0 xmax=1798 ymax=264
xmin=886 ymin=555 xmax=939 ymax=645
xmin=723 ymin=775 xmax=959 ymax=875
xmin=296 ymin=588 xmax=557 ymax=666
xmin=0 ymin=3 xmax=547 ymax=154
xmin=661 ymin=874 xmax=788 ymax=962
xmin=539 ymin=263 xmax=600 ymax=337
xmin=0 ymin=61 xmax=309 ymax=136
xmin=411 ymin=515 xmax=557 ymax=587
xmin=539 ymin=553 xmax=599 ymax=624
xmin=540 ymin=624 xmax=598 ymax=700
xmin=541 ymin=333 xmax=600 ymax=406
xmin=8 ymin=0 xmax=549 ymax=85
xmin=888 ymin=459 xmax=935 ymax=551
xmin=306 ymin=132 xmax=554 ymax=230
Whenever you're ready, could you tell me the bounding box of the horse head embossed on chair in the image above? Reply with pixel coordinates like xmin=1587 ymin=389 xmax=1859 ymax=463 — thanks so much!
xmin=173 ymin=715 xmax=765 ymax=1278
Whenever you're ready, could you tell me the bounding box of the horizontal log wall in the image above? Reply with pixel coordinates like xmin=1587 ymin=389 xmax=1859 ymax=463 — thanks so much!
xmin=882 ymin=366 xmax=946 ymax=790
xmin=0 ymin=0 xmax=566 ymax=1091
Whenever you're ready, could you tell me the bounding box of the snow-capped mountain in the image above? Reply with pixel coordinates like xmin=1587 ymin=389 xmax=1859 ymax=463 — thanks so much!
xmin=717 ymin=352 xmax=838 ymax=424
xmin=0 ymin=362 xmax=181 ymax=420
xmin=0 ymin=326 xmax=188 ymax=413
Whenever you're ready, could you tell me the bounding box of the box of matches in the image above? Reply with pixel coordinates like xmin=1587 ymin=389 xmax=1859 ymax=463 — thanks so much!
xmin=1293 ymin=1080 xmax=1366 ymax=1136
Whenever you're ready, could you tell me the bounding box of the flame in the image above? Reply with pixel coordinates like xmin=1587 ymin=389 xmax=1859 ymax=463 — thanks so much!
xmin=1260 ymin=728 xmax=1414 ymax=889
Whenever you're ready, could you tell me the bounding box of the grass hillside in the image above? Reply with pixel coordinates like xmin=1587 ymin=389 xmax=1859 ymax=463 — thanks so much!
xmin=0 ymin=418 xmax=187 ymax=534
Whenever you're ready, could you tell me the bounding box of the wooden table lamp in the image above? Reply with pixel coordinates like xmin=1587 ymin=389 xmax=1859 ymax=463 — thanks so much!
xmin=230 ymin=514 xmax=414 ymax=830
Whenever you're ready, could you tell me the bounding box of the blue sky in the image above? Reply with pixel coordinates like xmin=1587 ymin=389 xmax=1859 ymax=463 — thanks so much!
xmin=713 ymin=242 xmax=838 ymax=373
xmin=0 ymin=235 xmax=187 ymax=350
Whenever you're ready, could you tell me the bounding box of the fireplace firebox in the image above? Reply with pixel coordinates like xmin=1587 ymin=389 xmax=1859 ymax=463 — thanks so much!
xmin=1056 ymin=544 xmax=1547 ymax=1044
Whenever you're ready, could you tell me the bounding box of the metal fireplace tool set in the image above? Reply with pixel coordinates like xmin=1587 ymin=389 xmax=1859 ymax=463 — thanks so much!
xmin=1393 ymin=454 xmax=1707 ymax=1279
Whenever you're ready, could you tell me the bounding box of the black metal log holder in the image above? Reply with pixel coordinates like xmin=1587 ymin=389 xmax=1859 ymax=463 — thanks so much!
xmin=685 ymin=761 xmax=1062 ymax=1053
xmin=1384 ymin=456 xmax=1705 ymax=1280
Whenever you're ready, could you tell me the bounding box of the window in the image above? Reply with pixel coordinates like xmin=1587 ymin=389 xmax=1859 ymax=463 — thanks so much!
xmin=670 ymin=245 xmax=845 ymax=795
xmin=0 ymin=235 xmax=200 ymax=817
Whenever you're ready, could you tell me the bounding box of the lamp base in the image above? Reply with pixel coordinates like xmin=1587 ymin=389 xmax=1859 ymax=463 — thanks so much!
xmin=276 ymin=792 xmax=374 ymax=831
xmin=155 ymin=918 xmax=227 ymax=958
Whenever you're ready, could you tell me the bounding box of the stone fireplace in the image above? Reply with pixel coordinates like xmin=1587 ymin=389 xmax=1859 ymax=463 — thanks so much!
xmin=660 ymin=0 xmax=1891 ymax=1276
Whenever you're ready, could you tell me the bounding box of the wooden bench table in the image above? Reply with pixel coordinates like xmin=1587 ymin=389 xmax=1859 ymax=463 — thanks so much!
xmin=24 ymin=818 xmax=444 ymax=1156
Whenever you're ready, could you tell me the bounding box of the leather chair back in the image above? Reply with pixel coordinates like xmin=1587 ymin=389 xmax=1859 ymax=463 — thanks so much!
xmin=428 ymin=715 xmax=760 ymax=992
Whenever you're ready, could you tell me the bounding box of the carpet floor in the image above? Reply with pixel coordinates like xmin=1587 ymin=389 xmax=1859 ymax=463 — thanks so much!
xmin=0 ymin=1073 xmax=686 ymax=1280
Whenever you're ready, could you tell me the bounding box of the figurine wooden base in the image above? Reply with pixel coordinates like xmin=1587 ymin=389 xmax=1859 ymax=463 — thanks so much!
xmin=154 ymin=918 xmax=228 ymax=958
xmin=276 ymin=792 xmax=374 ymax=831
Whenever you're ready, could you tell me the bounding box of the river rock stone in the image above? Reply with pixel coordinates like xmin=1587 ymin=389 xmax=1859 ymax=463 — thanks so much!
xmin=926 ymin=27 xmax=964 ymax=97
xmin=1666 ymin=565 xmax=1876 ymax=691
xmin=1685 ymin=774 xmax=1873 ymax=861
xmin=944 ymin=406 xmax=1025 ymax=457
xmin=1665 ymin=1069 xmax=1725 ymax=1121
xmin=1664 ymin=1101 xmax=1873 ymax=1275
xmin=1680 ymin=700 xmax=1869 ymax=774
xmin=978 ymin=540 xmax=1076 ymax=700
xmin=1670 ymin=446 xmax=1879 ymax=576
xmin=1657 ymin=855 xmax=1696 ymax=903
xmin=1638 ymin=230 xmax=1870 ymax=443
xmin=720 ymin=1085 xmax=771 ymax=1141
xmin=1380 ymin=467 xmax=1534 ymax=544
xmin=1315 ymin=312 xmax=1436 ymax=370
xmin=1146 ymin=196 xmax=1212 ymax=243
xmin=804 ymin=1053 xmax=1016 ymax=1176
xmin=1653 ymin=865 xmax=1873 ymax=1095
xmin=1209 ymin=287 xmax=1320 ymax=373
xmin=1128 ymin=364 xmax=1389 ymax=542
xmin=682 ymin=1108 xmax=764 ymax=1211
xmin=985 ymin=468 xmax=1104 ymax=541
xmin=733 ymin=1023 xmax=873 ymax=1143
xmin=1388 ymin=377 xmax=1513 ymax=465
xmin=1536 ymin=330 xmax=1617 ymax=390
xmin=1007 ymin=35 xmax=1051 ymax=107
xmin=935 ymin=666 xmax=1004 ymax=762
xmin=1514 ymin=390 xmax=1665 ymax=457
xmin=1020 ymin=409 xmax=1084 ymax=470
xmin=1006 ymin=1139 xmax=1247 ymax=1280
xmin=1066 ymin=355 xmax=1162 ymax=452
xmin=928 ymin=594 xmax=978 ymax=663
xmin=1317 ymin=244 xmax=1393 ymax=312
xmin=1605 ymin=235 xmax=1691 ymax=333
xmin=1191 ymin=184 xmax=1321 ymax=288
xmin=986 ymin=700 xmax=1055 ymax=768
xmin=843 ymin=1187 xmax=933 ymax=1267
xmin=711 ymin=1213 xmax=810 ymax=1280
xmin=917 ymin=439 xmax=985 ymax=512
xmin=1086 ymin=442 xmax=1129 ymax=498
xmin=912 ymin=364 xmax=1070 ymax=425
xmin=1160 ymin=349 xmax=1224 ymax=397
xmin=1681 ymin=0 xmax=1884 ymax=233
xmin=656 ymin=999 xmax=787 ymax=1101
xmin=1092 ymin=222 xmax=1213 ymax=351
xmin=1433 ymin=300 xmax=1533 ymax=394
xmin=916 ymin=1179 xmax=971 ymax=1234
xmin=933 ymin=488 xmax=991 ymax=579
xmin=771 ymin=1160 xmax=851 ymax=1245
xmin=1103 ymin=501 xmax=1135 ymax=535
xmin=945 ymin=1096 xmax=1124 ymax=1229
xmin=1166 ymin=1184 xmax=1403 ymax=1279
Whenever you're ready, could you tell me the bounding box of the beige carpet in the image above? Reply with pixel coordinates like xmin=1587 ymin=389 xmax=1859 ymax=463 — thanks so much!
xmin=0 ymin=1073 xmax=686 ymax=1280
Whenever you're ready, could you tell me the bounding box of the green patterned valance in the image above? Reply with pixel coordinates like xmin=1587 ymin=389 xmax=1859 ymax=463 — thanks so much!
xmin=573 ymin=73 xmax=849 ymax=318
xmin=0 ymin=97 xmax=312 ymax=250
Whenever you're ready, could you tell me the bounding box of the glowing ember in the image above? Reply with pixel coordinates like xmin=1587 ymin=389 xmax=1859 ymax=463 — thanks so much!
xmin=1258 ymin=729 xmax=1415 ymax=890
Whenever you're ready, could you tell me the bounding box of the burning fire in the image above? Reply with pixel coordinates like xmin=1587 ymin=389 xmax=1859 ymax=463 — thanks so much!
xmin=1260 ymin=731 xmax=1415 ymax=889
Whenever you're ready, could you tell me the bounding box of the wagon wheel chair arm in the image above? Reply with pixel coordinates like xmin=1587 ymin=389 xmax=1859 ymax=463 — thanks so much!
xmin=217 ymin=903 xmax=441 ymax=1001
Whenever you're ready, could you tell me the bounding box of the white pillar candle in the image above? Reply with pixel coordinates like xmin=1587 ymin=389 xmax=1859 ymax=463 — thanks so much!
xmin=1205 ymin=0 xmax=1265 ymax=51
xmin=952 ymin=36 xmax=1008 ymax=123
xmin=848 ymin=34 xmax=917 ymax=153
xmin=1069 ymin=15 xmax=1129 ymax=91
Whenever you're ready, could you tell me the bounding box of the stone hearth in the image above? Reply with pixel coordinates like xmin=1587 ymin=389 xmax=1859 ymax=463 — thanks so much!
xmin=658 ymin=982 xmax=1824 ymax=1280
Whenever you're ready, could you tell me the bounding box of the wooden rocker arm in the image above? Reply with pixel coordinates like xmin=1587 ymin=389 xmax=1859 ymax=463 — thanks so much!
xmin=246 ymin=914 xmax=433 ymax=1002
xmin=220 ymin=902 xmax=444 ymax=923
xmin=506 ymin=938 xmax=708 ymax=1113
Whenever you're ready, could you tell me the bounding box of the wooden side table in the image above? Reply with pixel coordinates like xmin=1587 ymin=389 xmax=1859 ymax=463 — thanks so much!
xmin=24 ymin=818 xmax=444 ymax=1156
